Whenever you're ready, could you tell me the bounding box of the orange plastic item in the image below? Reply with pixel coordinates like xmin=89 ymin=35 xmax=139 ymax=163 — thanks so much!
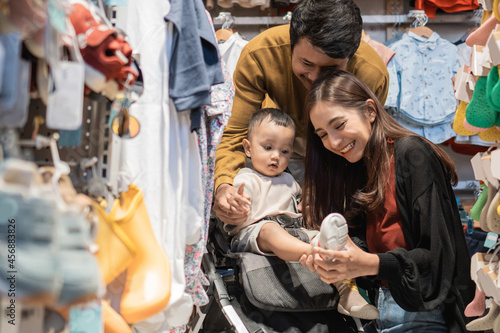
xmin=102 ymin=301 xmax=131 ymax=333
xmin=109 ymin=184 xmax=171 ymax=324
xmin=93 ymin=201 xmax=137 ymax=285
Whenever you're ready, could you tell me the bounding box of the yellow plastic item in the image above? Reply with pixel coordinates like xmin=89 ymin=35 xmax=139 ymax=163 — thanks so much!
xmin=102 ymin=301 xmax=131 ymax=333
xmin=93 ymin=201 xmax=137 ymax=285
xmin=479 ymin=126 xmax=500 ymax=142
xmin=483 ymin=10 xmax=494 ymax=26
xmin=495 ymin=0 xmax=500 ymax=22
xmin=109 ymin=184 xmax=171 ymax=324
xmin=453 ymin=101 xmax=478 ymax=136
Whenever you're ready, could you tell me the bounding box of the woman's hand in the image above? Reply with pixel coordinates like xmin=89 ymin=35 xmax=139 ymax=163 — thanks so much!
xmin=213 ymin=183 xmax=250 ymax=225
xmin=300 ymin=236 xmax=380 ymax=284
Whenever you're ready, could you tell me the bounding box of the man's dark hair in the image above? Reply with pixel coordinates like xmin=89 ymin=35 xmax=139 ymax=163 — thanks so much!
xmin=248 ymin=108 xmax=296 ymax=139
xmin=290 ymin=0 xmax=362 ymax=59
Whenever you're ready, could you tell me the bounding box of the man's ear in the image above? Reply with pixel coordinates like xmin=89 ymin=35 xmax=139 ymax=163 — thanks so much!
xmin=242 ymin=139 xmax=251 ymax=158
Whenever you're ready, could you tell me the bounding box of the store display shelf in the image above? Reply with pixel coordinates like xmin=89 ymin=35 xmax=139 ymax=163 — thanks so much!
xmin=213 ymin=13 xmax=480 ymax=26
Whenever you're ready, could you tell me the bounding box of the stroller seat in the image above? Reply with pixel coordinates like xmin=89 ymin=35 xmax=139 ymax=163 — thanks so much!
xmin=187 ymin=216 xmax=361 ymax=333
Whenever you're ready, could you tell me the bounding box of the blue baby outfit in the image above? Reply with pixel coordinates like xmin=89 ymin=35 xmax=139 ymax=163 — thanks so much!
xmin=385 ymin=32 xmax=460 ymax=143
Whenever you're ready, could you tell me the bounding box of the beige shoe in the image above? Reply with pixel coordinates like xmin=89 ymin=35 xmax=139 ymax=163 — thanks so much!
xmin=333 ymin=279 xmax=379 ymax=320
xmin=480 ymin=181 xmax=496 ymax=232
xmin=494 ymin=309 xmax=500 ymax=333
xmin=467 ymin=301 xmax=500 ymax=331
xmin=487 ymin=189 xmax=500 ymax=234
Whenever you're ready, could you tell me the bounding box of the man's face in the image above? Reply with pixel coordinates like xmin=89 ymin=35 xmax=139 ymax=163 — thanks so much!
xmin=291 ymin=37 xmax=349 ymax=90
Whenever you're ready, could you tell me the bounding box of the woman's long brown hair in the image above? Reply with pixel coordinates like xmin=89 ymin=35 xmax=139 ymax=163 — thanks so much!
xmin=302 ymin=70 xmax=457 ymax=229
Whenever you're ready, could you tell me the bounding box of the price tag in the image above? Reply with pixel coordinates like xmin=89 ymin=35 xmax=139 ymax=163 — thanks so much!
xmin=487 ymin=25 xmax=500 ymax=66
xmin=484 ymin=232 xmax=499 ymax=249
xmin=471 ymin=45 xmax=489 ymax=76
xmin=48 ymin=0 xmax=68 ymax=33
xmin=479 ymin=0 xmax=494 ymax=11
xmin=104 ymin=0 xmax=128 ymax=5
xmin=471 ymin=152 xmax=486 ymax=182
xmin=69 ymin=300 xmax=103 ymax=333
xmin=46 ymin=60 xmax=85 ymax=130
xmin=454 ymin=65 xmax=474 ymax=103
xmin=492 ymin=149 xmax=500 ymax=181
xmin=482 ymin=156 xmax=499 ymax=189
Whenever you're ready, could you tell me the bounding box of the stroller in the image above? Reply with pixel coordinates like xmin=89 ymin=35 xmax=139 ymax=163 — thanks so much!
xmin=187 ymin=215 xmax=366 ymax=333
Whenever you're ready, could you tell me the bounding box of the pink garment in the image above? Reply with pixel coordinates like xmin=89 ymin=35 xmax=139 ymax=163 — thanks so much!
xmin=362 ymin=33 xmax=395 ymax=66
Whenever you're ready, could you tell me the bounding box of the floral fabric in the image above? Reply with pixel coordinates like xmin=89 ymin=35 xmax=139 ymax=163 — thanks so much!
xmin=170 ymin=61 xmax=233 ymax=333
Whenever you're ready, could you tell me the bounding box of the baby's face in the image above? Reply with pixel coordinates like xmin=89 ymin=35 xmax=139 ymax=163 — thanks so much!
xmin=244 ymin=120 xmax=295 ymax=177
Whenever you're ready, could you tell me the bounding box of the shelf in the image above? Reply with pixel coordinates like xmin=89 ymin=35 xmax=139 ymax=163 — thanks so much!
xmin=213 ymin=13 xmax=481 ymax=26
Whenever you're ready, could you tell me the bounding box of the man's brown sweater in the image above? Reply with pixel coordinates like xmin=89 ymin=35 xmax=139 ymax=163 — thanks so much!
xmin=214 ymin=25 xmax=389 ymax=190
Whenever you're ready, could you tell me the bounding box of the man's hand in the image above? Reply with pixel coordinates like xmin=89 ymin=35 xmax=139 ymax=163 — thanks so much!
xmin=213 ymin=183 xmax=250 ymax=225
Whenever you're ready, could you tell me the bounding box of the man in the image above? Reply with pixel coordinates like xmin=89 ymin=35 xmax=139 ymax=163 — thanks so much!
xmin=214 ymin=0 xmax=389 ymax=224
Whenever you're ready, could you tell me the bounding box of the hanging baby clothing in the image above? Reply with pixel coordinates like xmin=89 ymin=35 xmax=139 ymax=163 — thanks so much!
xmin=171 ymin=14 xmax=235 ymax=333
xmin=385 ymin=31 xmax=460 ymax=144
xmin=165 ymin=0 xmax=224 ymax=132
xmin=422 ymin=0 xmax=479 ymax=18
xmin=119 ymin=0 xmax=209 ymax=331
xmin=217 ymin=0 xmax=270 ymax=9
xmin=362 ymin=31 xmax=395 ymax=66
xmin=181 ymin=12 xmax=235 ymax=316
xmin=218 ymin=32 xmax=249 ymax=79
xmin=170 ymin=61 xmax=234 ymax=333
xmin=384 ymin=31 xmax=404 ymax=47
xmin=457 ymin=42 xmax=472 ymax=67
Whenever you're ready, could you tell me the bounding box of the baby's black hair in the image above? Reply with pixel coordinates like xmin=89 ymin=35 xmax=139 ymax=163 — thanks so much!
xmin=247 ymin=108 xmax=296 ymax=139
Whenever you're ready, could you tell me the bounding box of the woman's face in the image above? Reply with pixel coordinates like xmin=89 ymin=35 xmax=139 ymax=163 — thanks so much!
xmin=309 ymin=101 xmax=376 ymax=163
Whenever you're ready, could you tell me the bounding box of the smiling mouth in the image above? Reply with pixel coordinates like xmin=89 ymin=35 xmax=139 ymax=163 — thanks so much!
xmin=339 ymin=142 xmax=355 ymax=154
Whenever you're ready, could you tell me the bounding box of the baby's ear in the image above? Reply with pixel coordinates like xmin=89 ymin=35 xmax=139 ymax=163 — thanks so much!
xmin=242 ymin=139 xmax=251 ymax=158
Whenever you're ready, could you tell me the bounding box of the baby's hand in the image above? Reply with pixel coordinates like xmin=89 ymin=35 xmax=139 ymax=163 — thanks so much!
xmin=228 ymin=183 xmax=251 ymax=213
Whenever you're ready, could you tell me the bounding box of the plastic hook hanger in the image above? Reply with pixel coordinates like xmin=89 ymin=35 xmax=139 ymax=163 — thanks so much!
xmin=36 ymin=133 xmax=71 ymax=209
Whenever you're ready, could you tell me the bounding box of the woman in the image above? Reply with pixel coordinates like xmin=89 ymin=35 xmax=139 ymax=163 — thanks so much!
xmin=299 ymin=70 xmax=474 ymax=332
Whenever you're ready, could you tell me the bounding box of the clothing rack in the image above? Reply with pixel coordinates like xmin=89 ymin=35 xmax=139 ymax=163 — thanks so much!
xmin=213 ymin=13 xmax=481 ymax=26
